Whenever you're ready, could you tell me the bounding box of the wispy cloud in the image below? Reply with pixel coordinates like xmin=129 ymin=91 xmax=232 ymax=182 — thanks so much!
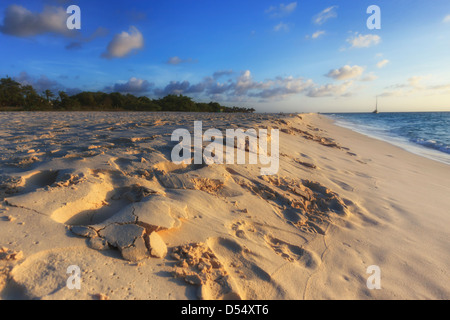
xmin=306 ymin=81 xmax=353 ymax=97
xmin=376 ymin=59 xmax=390 ymax=68
xmin=310 ymin=30 xmax=326 ymax=39
xmin=265 ymin=2 xmax=297 ymax=18
xmin=66 ymin=26 xmax=109 ymax=50
xmin=274 ymin=22 xmax=290 ymax=32
xmin=381 ymin=76 xmax=450 ymax=96
xmin=313 ymin=6 xmax=338 ymax=25
xmin=347 ymin=32 xmax=381 ymax=48
xmin=213 ymin=70 xmax=234 ymax=79
xmin=102 ymin=26 xmax=144 ymax=59
xmin=126 ymin=9 xmax=147 ymax=22
xmin=13 ymin=71 xmax=81 ymax=95
xmin=167 ymin=56 xmax=197 ymax=65
xmin=361 ymin=73 xmax=378 ymax=82
xmin=14 ymin=71 xmax=60 ymax=92
xmin=443 ymin=14 xmax=450 ymax=23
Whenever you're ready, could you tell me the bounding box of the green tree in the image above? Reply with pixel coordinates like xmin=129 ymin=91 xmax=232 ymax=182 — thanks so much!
xmin=57 ymin=91 xmax=80 ymax=110
xmin=23 ymin=85 xmax=43 ymax=109
xmin=109 ymin=92 xmax=125 ymax=109
xmin=73 ymin=91 xmax=96 ymax=107
xmin=43 ymin=89 xmax=54 ymax=103
xmin=157 ymin=95 xmax=196 ymax=112
xmin=0 ymin=77 xmax=23 ymax=107
xmin=0 ymin=76 xmax=254 ymax=112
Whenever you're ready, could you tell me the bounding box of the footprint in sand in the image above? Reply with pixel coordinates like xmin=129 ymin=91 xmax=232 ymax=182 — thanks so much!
xmin=3 ymin=167 xmax=185 ymax=263
xmin=171 ymin=242 xmax=241 ymax=300
xmin=294 ymin=159 xmax=317 ymax=170
xmin=5 ymin=169 xmax=116 ymax=224
xmin=0 ymin=170 xmax=60 ymax=201
xmin=207 ymin=237 xmax=272 ymax=284
xmin=330 ymin=179 xmax=354 ymax=192
xmin=0 ymin=247 xmax=24 ymax=295
xmin=5 ymin=247 xmax=129 ymax=300
xmin=205 ymin=236 xmax=305 ymax=300
xmin=264 ymin=235 xmax=320 ymax=270
xmin=228 ymin=173 xmax=350 ymax=235
xmin=230 ymin=220 xmax=257 ymax=240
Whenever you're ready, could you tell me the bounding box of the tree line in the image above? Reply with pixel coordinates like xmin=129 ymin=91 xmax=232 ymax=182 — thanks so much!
xmin=0 ymin=77 xmax=255 ymax=113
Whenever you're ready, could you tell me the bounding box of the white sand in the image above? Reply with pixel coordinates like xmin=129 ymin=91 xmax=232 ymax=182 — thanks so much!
xmin=0 ymin=112 xmax=448 ymax=300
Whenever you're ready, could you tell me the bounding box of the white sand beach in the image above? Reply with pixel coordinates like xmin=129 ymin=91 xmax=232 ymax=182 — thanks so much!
xmin=0 ymin=112 xmax=449 ymax=300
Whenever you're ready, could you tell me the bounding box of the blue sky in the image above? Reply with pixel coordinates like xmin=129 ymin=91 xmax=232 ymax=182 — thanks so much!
xmin=0 ymin=0 xmax=449 ymax=112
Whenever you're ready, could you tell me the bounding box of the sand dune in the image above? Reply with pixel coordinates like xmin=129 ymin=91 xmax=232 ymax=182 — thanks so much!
xmin=0 ymin=112 xmax=448 ymax=300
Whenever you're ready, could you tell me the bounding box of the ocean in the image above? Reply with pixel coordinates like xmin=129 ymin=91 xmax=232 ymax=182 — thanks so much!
xmin=327 ymin=112 xmax=450 ymax=165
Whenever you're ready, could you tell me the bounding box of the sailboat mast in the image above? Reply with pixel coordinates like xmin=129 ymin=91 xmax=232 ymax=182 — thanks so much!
xmin=372 ymin=96 xmax=379 ymax=114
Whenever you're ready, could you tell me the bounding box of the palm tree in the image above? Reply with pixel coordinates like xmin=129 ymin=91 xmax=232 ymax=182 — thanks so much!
xmin=22 ymin=85 xmax=41 ymax=108
xmin=43 ymin=89 xmax=54 ymax=103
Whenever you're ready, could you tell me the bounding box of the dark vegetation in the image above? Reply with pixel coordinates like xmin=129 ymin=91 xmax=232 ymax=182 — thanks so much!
xmin=0 ymin=77 xmax=255 ymax=113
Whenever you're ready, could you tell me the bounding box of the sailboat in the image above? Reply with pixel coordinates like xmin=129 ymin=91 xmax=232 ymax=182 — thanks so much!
xmin=372 ymin=96 xmax=379 ymax=114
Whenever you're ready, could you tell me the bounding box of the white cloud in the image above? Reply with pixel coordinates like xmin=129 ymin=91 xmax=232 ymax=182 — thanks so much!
xmin=266 ymin=2 xmax=297 ymax=18
xmin=306 ymin=81 xmax=353 ymax=98
xmin=66 ymin=26 xmax=109 ymax=50
xmin=443 ymin=15 xmax=450 ymax=23
xmin=407 ymin=76 xmax=424 ymax=89
xmin=167 ymin=56 xmax=197 ymax=65
xmin=13 ymin=71 xmax=82 ymax=95
xmin=347 ymin=33 xmax=381 ymax=48
xmin=167 ymin=56 xmax=182 ymax=65
xmin=102 ymin=26 xmax=144 ymax=59
xmin=14 ymin=71 xmax=60 ymax=92
xmin=152 ymin=69 xmax=356 ymax=100
xmin=381 ymin=75 xmax=450 ymax=96
xmin=235 ymin=70 xmax=265 ymax=95
xmin=253 ymin=77 xmax=315 ymax=99
xmin=311 ymin=30 xmax=326 ymax=39
xmin=385 ymin=76 xmax=425 ymax=91
xmin=274 ymin=22 xmax=290 ymax=32
xmin=325 ymin=65 xmax=365 ymax=80
xmin=361 ymin=73 xmax=378 ymax=82
xmin=154 ymin=81 xmax=192 ymax=96
xmin=234 ymin=71 xmax=316 ymax=99
xmin=0 ymin=5 xmax=74 ymax=37
xmin=314 ymin=6 xmax=338 ymax=25
xmin=213 ymin=70 xmax=234 ymax=79
xmin=377 ymin=59 xmax=390 ymax=68
xmin=379 ymin=90 xmax=403 ymax=97
xmin=428 ymin=84 xmax=450 ymax=91
xmin=108 ymin=77 xmax=153 ymax=94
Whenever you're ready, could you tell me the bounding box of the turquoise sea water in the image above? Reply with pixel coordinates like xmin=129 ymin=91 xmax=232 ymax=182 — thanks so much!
xmin=327 ymin=112 xmax=450 ymax=165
